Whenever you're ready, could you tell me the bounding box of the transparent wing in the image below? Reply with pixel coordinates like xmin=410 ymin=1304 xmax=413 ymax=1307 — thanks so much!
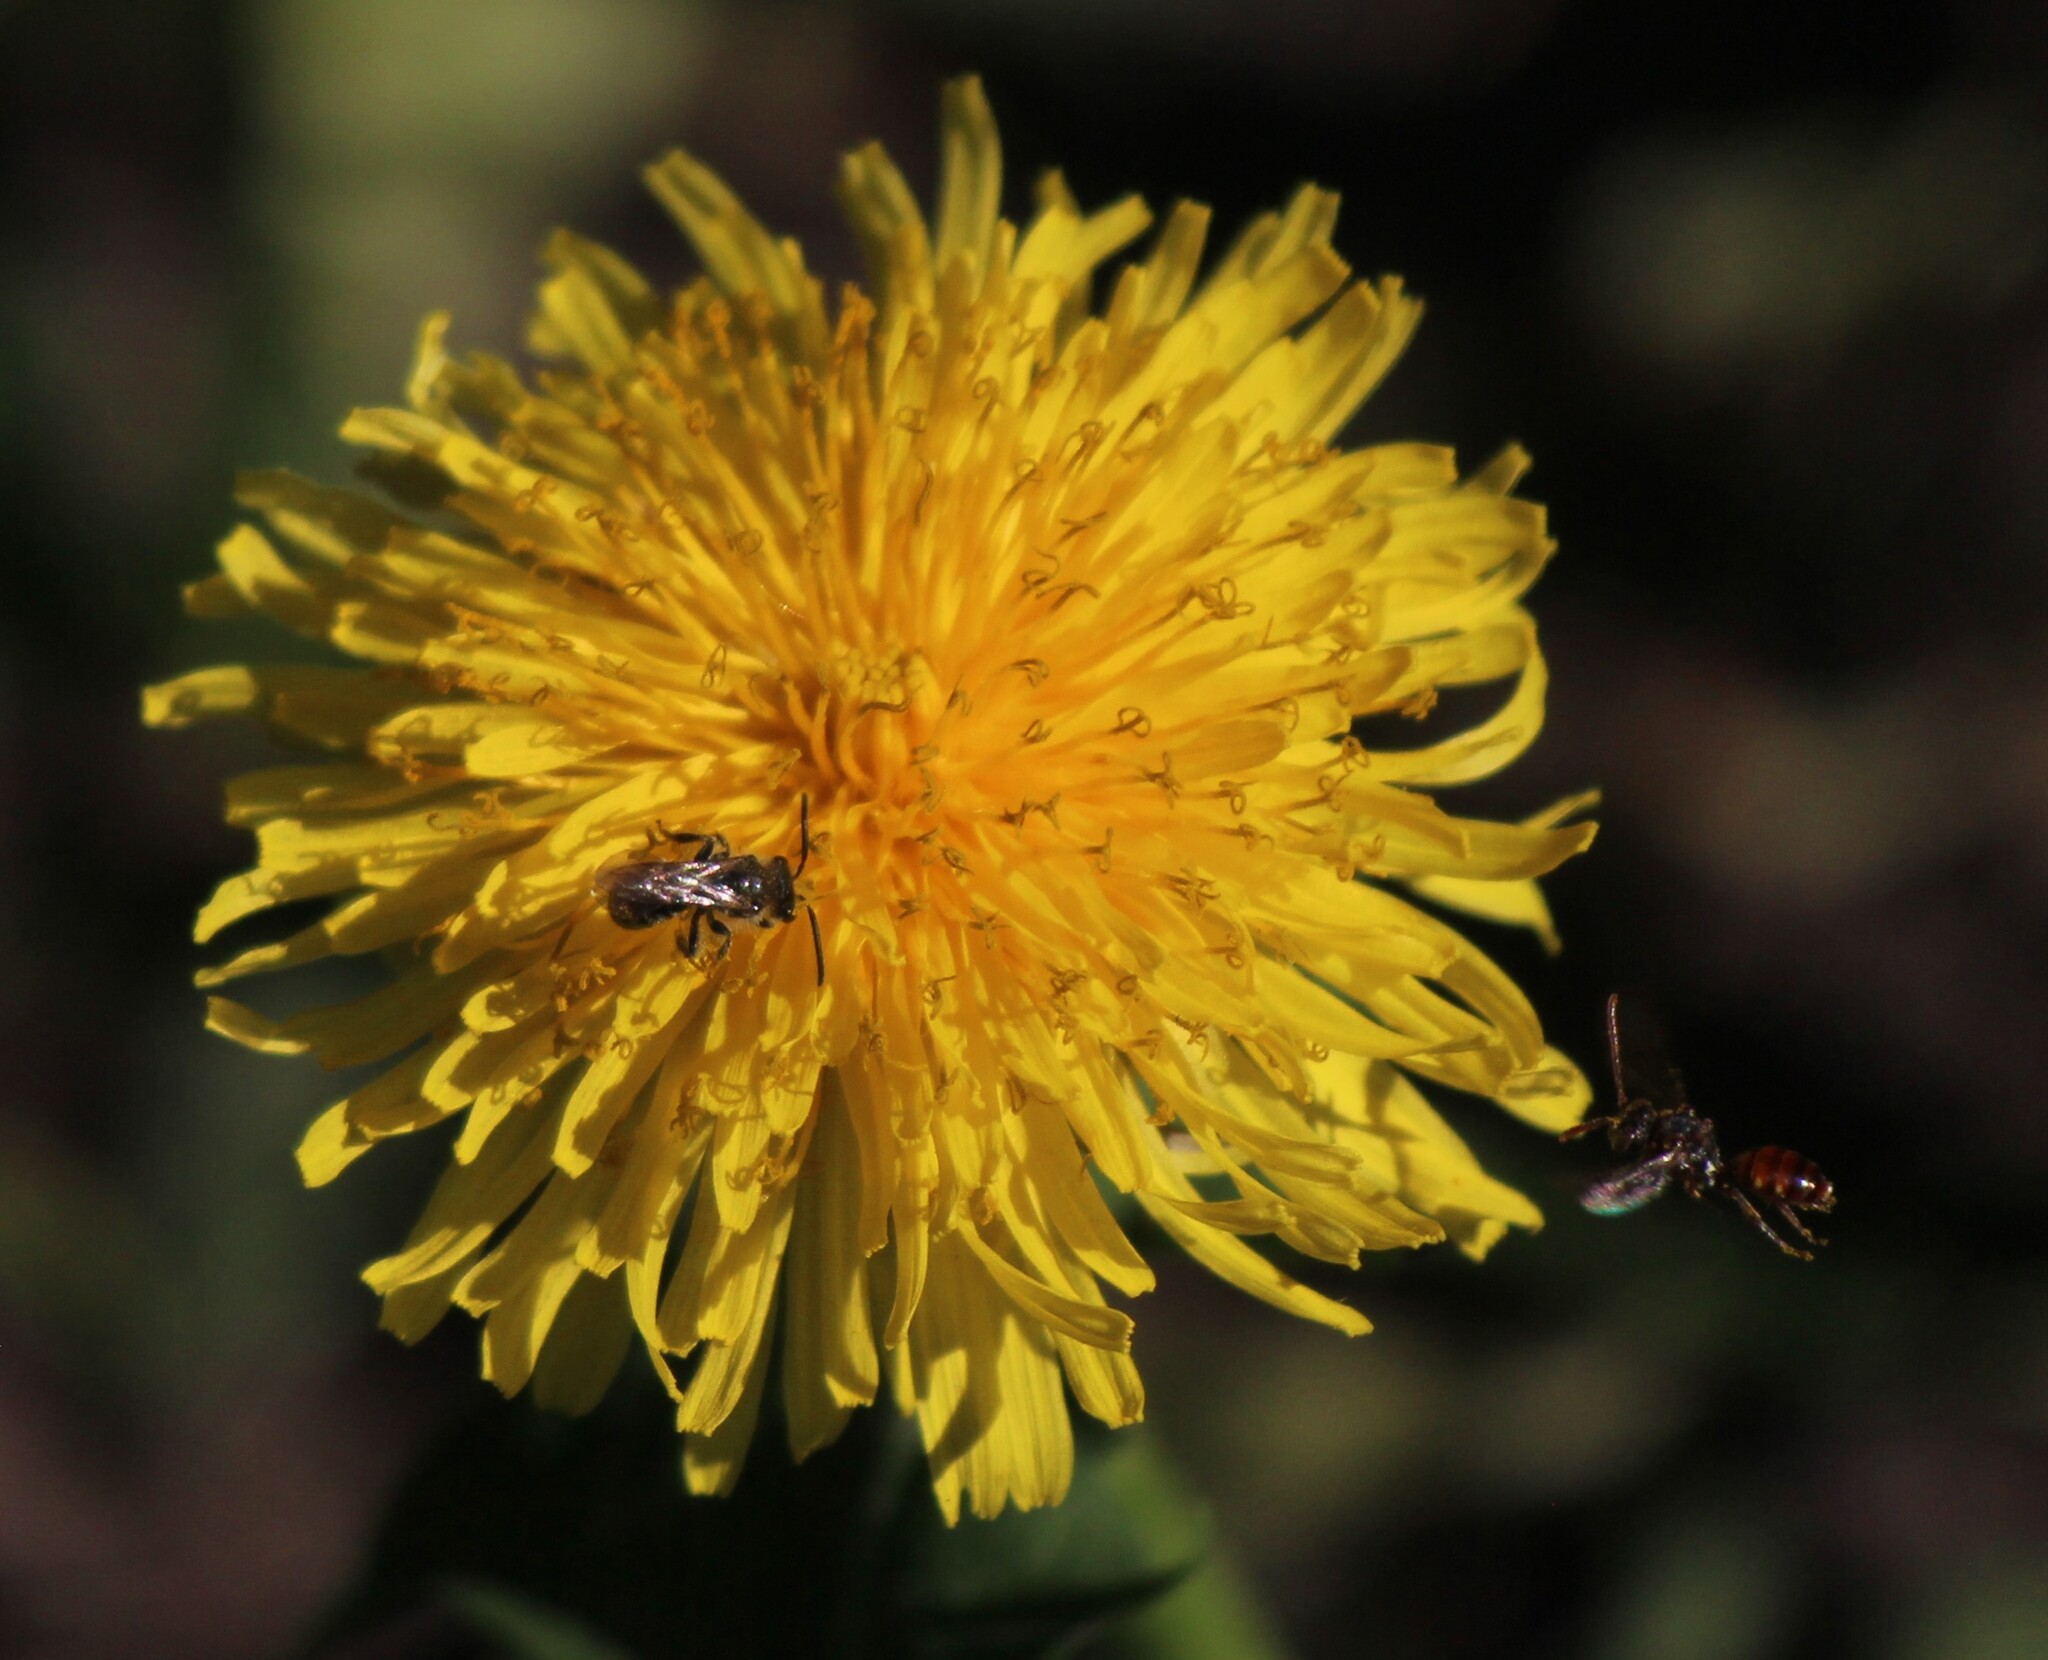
xmin=598 ymin=858 xmax=759 ymax=911
xmin=673 ymin=860 xmax=763 ymax=911
xmin=596 ymin=861 xmax=706 ymax=907
xmin=1580 ymin=1155 xmax=1678 ymax=1217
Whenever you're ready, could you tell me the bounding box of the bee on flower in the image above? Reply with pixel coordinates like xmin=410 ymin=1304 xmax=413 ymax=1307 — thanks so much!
xmin=147 ymin=78 xmax=1595 ymax=1523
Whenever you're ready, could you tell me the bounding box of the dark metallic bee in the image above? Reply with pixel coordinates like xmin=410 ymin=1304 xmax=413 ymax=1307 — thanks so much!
xmin=595 ymin=795 xmax=824 ymax=985
xmin=1562 ymin=992 xmax=1835 ymax=1260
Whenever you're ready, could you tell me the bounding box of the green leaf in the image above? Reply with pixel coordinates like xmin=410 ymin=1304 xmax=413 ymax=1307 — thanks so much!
xmin=895 ymin=1421 xmax=1211 ymax=1660
xmin=301 ymin=1372 xmax=1238 ymax=1660
xmin=1099 ymin=1551 xmax=1298 ymax=1660
xmin=303 ymin=1373 xmax=879 ymax=1657
xmin=439 ymin=1579 xmax=640 ymax=1660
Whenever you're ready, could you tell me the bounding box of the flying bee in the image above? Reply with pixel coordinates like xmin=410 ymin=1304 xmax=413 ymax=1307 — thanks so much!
xmin=595 ymin=795 xmax=825 ymax=985
xmin=1562 ymin=992 xmax=1835 ymax=1260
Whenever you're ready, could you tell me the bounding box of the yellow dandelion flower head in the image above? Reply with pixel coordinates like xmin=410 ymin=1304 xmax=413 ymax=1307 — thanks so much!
xmin=148 ymin=79 xmax=1596 ymax=1522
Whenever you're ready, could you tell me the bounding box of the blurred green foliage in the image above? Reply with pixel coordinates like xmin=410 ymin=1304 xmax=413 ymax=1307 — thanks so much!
xmin=307 ymin=1379 xmax=1248 ymax=1660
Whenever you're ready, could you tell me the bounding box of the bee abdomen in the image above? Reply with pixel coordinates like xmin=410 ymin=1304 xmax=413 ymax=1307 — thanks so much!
xmin=604 ymin=890 xmax=676 ymax=929
xmin=594 ymin=862 xmax=692 ymax=929
xmin=1732 ymin=1146 xmax=1834 ymax=1212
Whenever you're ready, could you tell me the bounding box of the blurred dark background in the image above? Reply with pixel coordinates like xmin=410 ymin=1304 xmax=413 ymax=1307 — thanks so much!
xmin=6 ymin=0 xmax=2048 ymax=1655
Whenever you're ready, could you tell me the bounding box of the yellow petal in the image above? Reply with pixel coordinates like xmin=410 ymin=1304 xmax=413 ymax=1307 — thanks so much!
xmin=781 ymin=1087 xmax=879 ymax=1457
xmin=933 ymin=76 xmax=1002 ymax=278
xmin=673 ymin=1178 xmax=795 ymax=1436
xmin=907 ymin=1232 xmax=1074 ymax=1523
xmin=528 ymin=228 xmax=663 ymax=373
xmin=363 ymin=1095 xmax=564 ymax=1295
xmin=1136 ymin=1192 xmax=1371 ymax=1336
xmin=529 ymin=1270 xmax=634 ymax=1416
xmin=681 ymin=1319 xmax=775 ymax=1497
xmin=958 ymin=1218 xmax=1133 ymax=1352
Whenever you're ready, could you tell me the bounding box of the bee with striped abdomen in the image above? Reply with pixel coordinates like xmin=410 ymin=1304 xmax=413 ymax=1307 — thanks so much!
xmin=1563 ymin=993 xmax=1835 ymax=1260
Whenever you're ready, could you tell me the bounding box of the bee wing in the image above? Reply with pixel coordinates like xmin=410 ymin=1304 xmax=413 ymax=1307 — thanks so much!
xmin=674 ymin=858 xmax=768 ymax=912
xmin=1579 ymin=1154 xmax=1678 ymax=1217
xmin=596 ymin=860 xmax=718 ymax=907
xmin=1606 ymin=991 xmax=1682 ymax=1110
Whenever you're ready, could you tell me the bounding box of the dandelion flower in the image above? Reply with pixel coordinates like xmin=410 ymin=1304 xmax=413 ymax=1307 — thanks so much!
xmin=147 ymin=78 xmax=1596 ymax=1522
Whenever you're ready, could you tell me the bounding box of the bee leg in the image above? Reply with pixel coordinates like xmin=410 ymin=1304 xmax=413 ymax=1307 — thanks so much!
xmin=1559 ymin=1115 xmax=1614 ymax=1144
xmin=652 ymin=825 xmax=728 ymax=860
xmin=683 ymin=909 xmax=703 ymax=958
xmin=1726 ymin=1186 xmax=1813 ymax=1261
xmin=1776 ymin=1203 xmax=1828 ymax=1251
xmin=707 ymin=914 xmax=734 ymax=963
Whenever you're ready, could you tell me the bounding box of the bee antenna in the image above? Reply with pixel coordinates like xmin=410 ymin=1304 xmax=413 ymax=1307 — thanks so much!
xmin=807 ymin=903 xmax=824 ymax=987
xmin=795 ymin=793 xmax=812 ymax=878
